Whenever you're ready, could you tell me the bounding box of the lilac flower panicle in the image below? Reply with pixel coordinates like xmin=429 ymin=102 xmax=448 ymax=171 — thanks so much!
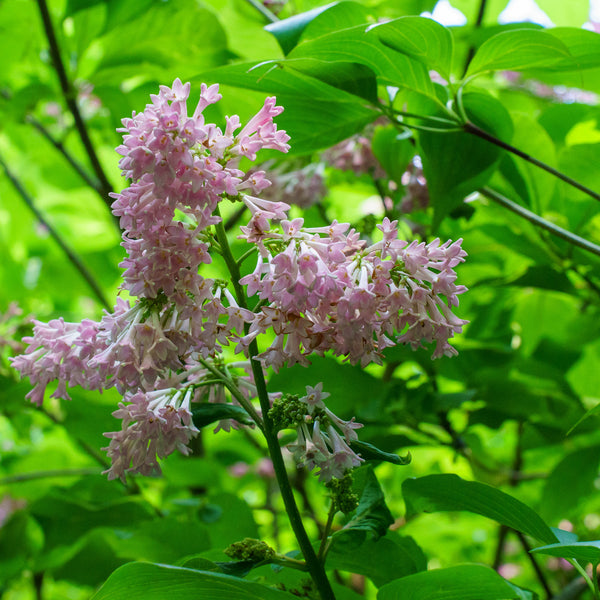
xmin=11 ymin=79 xmax=467 ymax=485
xmin=238 ymin=210 xmax=468 ymax=369
xmin=11 ymin=80 xmax=290 ymax=481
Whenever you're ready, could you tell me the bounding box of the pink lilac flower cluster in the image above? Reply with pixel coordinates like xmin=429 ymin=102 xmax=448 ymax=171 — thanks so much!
xmin=238 ymin=210 xmax=468 ymax=370
xmin=322 ymin=123 xmax=386 ymax=178
xmin=11 ymin=79 xmax=468 ymax=484
xmin=399 ymin=157 xmax=429 ymax=214
xmin=252 ymin=161 xmax=327 ymax=209
xmin=287 ymin=383 xmax=364 ymax=482
xmin=11 ymin=80 xmax=290 ymax=481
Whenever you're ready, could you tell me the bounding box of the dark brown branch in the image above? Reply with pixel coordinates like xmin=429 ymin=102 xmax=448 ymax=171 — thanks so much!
xmin=35 ymin=0 xmax=116 ymax=213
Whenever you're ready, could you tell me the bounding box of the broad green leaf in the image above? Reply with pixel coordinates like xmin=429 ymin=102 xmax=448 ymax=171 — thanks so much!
xmin=264 ymin=2 xmax=337 ymax=54
xmin=370 ymin=17 xmax=454 ymax=80
xmin=418 ymin=91 xmax=513 ymax=225
xmin=0 ymin=511 xmax=44 ymax=586
xmin=279 ymin=59 xmax=378 ymax=102
xmin=377 ymin=564 xmax=520 ymax=600
xmin=199 ymin=492 xmax=259 ymax=547
xmin=91 ymin=562 xmax=295 ymax=600
xmin=268 ymin=355 xmax=386 ymax=419
xmin=540 ymin=445 xmax=600 ymax=521
xmin=287 ymin=24 xmax=438 ymax=101
xmin=327 ymin=532 xmax=426 ymax=587
xmin=531 ymin=541 xmax=600 ymax=565
xmin=466 ymin=29 xmax=571 ymax=78
xmin=349 ymin=440 xmax=411 ymax=466
xmin=552 ymin=528 xmax=579 ymax=544
xmin=299 ymin=1 xmax=371 ymax=43
xmin=344 ymin=466 xmax=394 ymax=539
xmin=192 ymin=403 xmax=254 ymax=429
xmin=200 ymin=62 xmax=377 ymax=154
xmin=87 ymin=1 xmax=231 ymax=84
xmin=403 ymin=474 xmax=558 ymax=544
xmin=371 ymin=127 xmax=414 ymax=185
xmin=111 ymin=517 xmax=211 ymax=563
xmin=545 ymin=28 xmax=600 ymax=71
xmin=509 ymin=265 xmax=574 ymax=294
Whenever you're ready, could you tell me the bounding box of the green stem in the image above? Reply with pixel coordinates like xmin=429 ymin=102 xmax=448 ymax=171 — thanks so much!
xmin=570 ymin=560 xmax=596 ymax=598
xmin=317 ymin=503 xmax=336 ymax=562
xmin=25 ymin=114 xmax=103 ymax=199
xmin=213 ymin=206 xmax=336 ymax=600
xmin=480 ymin=187 xmax=600 ymax=258
xmin=466 ymin=122 xmax=600 ymax=203
xmin=198 ymin=358 xmax=265 ymax=432
xmin=0 ymin=153 xmax=111 ymax=310
xmin=237 ymin=246 xmax=258 ymax=267
xmin=462 ymin=0 xmax=488 ymax=76
xmin=272 ymin=555 xmax=309 ymax=572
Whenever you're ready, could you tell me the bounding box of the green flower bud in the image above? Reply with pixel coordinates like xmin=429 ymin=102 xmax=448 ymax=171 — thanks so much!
xmin=224 ymin=538 xmax=275 ymax=562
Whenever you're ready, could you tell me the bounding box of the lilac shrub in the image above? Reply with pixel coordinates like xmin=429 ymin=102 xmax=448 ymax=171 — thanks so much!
xmin=11 ymin=80 xmax=468 ymax=485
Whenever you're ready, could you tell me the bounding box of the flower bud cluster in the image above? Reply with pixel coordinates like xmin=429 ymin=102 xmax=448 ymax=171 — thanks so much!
xmin=225 ymin=538 xmax=276 ymax=562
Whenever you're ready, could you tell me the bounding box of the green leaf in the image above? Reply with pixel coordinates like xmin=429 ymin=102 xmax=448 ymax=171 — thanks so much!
xmin=545 ymin=28 xmax=600 ymax=71
xmin=418 ymin=91 xmax=513 ymax=225
xmin=344 ymin=466 xmax=394 ymax=539
xmin=91 ymin=562 xmax=295 ymax=600
xmin=192 ymin=403 xmax=254 ymax=429
xmin=264 ymin=2 xmax=337 ymax=54
xmin=509 ymin=265 xmax=574 ymax=294
xmin=540 ymin=445 xmax=600 ymax=521
xmin=370 ymin=17 xmax=454 ymax=80
xmin=531 ymin=541 xmax=600 ymax=565
xmin=371 ymin=127 xmax=414 ymax=185
xmin=327 ymin=532 xmax=426 ymax=587
xmin=466 ymin=29 xmax=572 ymax=78
xmin=377 ymin=564 xmax=520 ymax=600
xmin=287 ymin=24 xmax=438 ymax=101
xmin=403 ymin=474 xmax=558 ymax=544
xmin=200 ymin=62 xmax=377 ymax=154
xmin=349 ymin=440 xmax=411 ymax=466
xmin=298 ymin=1 xmax=371 ymax=43
xmin=552 ymin=528 xmax=579 ymax=544
xmin=281 ymin=59 xmax=378 ymax=103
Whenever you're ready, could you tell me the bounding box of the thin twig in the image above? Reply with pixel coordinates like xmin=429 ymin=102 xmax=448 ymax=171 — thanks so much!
xmin=462 ymin=0 xmax=488 ymax=76
xmin=480 ymin=187 xmax=600 ymax=258
xmin=244 ymin=0 xmax=279 ymax=23
xmin=466 ymin=122 xmax=600 ymax=203
xmin=0 ymin=154 xmax=111 ymax=310
xmin=0 ymin=468 xmax=101 ymax=485
xmin=35 ymin=0 xmax=115 ymax=211
xmin=516 ymin=530 xmax=554 ymax=599
xmin=224 ymin=204 xmax=248 ymax=232
xmin=26 ymin=114 xmax=103 ymax=196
